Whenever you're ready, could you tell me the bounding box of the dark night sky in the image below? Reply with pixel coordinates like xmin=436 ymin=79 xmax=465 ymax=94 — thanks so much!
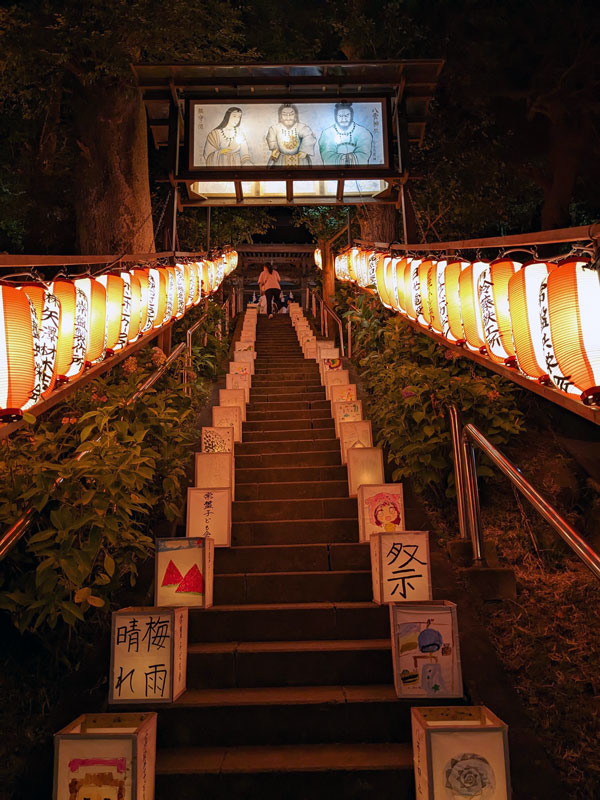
xmin=253 ymin=208 xmax=313 ymax=244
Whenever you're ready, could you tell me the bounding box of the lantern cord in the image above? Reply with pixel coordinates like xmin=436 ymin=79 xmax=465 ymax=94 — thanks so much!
xmin=500 ymin=247 xmax=537 ymax=259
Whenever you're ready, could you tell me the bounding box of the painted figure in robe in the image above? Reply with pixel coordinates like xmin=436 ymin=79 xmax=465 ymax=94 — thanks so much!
xmin=266 ymin=104 xmax=316 ymax=167
xmin=318 ymin=102 xmax=373 ymax=165
xmin=204 ymin=107 xmax=253 ymax=167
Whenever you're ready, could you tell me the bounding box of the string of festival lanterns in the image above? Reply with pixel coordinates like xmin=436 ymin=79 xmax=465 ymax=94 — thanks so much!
xmin=314 ymin=246 xmax=600 ymax=407
xmin=0 ymin=251 xmax=238 ymax=421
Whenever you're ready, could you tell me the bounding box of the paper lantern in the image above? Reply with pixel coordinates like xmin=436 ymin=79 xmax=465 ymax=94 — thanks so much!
xmin=507 ymin=260 xmax=555 ymax=382
xmin=333 ymin=399 xmax=363 ymax=437
xmin=427 ymin=260 xmax=443 ymax=334
xmin=458 ymin=260 xmax=489 ymax=351
xmin=174 ymin=263 xmax=186 ymax=318
xmin=20 ymin=283 xmax=61 ymax=403
xmin=163 ymin=267 xmax=177 ymax=321
xmin=51 ymin=279 xmax=88 ymax=379
xmin=358 ymin=483 xmax=405 ymax=542
xmin=115 ymin=272 xmax=132 ymax=350
xmin=371 ymin=531 xmax=431 ymax=604
xmin=347 ymin=248 xmax=360 ymax=283
xmin=393 ymin=257 xmax=410 ymax=314
xmin=440 ymin=259 xmax=469 ymax=343
xmin=219 ymin=387 xmax=247 ymax=421
xmin=411 ymin=705 xmax=509 ymax=799
xmin=233 ymin=350 xmax=256 ymax=374
xmin=540 ymin=257 xmax=600 ymax=403
xmin=53 ymin=712 xmax=156 ymax=800
xmin=335 ymin=253 xmax=350 ymax=281
xmin=74 ymin=276 xmax=107 ymax=362
xmin=324 ymin=369 xmax=350 ymax=400
xmin=0 ymin=284 xmax=37 ymax=417
xmin=186 ymin=488 xmax=232 ymax=546
xmin=314 ymin=248 xmax=322 ymax=269
xmin=155 ymin=538 xmax=214 ymax=607
xmin=201 ymin=426 xmax=234 ymax=453
xmin=340 ymin=420 xmax=373 ymax=465
xmin=418 ymin=259 xmax=437 ymax=326
xmin=97 ymin=274 xmax=124 ymax=352
xmin=329 ymin=383 xmax=357 ymax=406
xmin=403 ymin=258 xmax=423 ymax=321
xmin=212 ymin=404 xmax=242 ymax=442
xmin=393 ymin=602 xmax=463 ymax=702
xmin=347 ymin=445 xmax=384 ymax=496
xmin=229 ymin=361 xmax=251 ymax=377
xmin=187 ymin=262 xmax=199 ymax=306
xmin=125 ymin=271 xmax=143 ymax=342
xmin=477 ymin=258 xmax=522 ymax=363
xmin=110 ymin=607 xmax=188 ymax=704
xmin=376 ymin=256 xmax=394 ymax=308
xmin=195 ymin=452 xmax=235 ymax=500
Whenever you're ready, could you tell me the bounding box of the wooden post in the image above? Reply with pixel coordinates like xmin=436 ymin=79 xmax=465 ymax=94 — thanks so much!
xmin=157 ymin=325 xmax=172 ymax=356
xmin=322 ymin=239 xmax=335 ymax=306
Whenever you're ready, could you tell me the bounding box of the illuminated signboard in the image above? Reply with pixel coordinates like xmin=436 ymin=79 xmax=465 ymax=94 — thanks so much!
xmin=189 ymin=100 xmax=389 ymax=171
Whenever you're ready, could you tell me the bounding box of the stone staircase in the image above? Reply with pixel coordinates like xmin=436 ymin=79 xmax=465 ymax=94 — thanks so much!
xmin=155 ymin=315 xmax=415 ymax=798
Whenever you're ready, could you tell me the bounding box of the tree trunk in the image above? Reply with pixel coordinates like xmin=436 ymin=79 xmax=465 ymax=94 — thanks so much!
xmin=73 ymin=83 xmax=155 ymax=255
xmin=356 ymin=203 xmax=397 ymax=244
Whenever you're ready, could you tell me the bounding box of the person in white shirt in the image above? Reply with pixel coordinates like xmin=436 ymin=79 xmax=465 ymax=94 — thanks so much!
xmin=258 ymin=264 xmax=282 ymax=318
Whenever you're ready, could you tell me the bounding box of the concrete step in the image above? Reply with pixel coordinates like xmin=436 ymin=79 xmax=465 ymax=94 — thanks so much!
xmin=249 ymin=391 xmax=326 ymax=403
xmin=155 ymin=743 xmax=413 ymax=800
xmin=234 ymin=450 xmax=342 ymax=470
xmin=235 ymin=479 xmax=348 ymax=501
xmin=232 ymin=496 xmax=356 ymax=522
xmin=246 ymin=408 xmax=331 ymax=421
xmin=242 ymin=428 xmax=336 ymax=443
xmin=230 ymin=518 xmax=357 ymax=545
xmin=155 ymin=685 xmax=409 ymax=748
xmin=188 ymin=601 xmax=389 ymax=643
xmin=214 ymin=543 xmax=368 ymax=574
xmin=235 ymin=438 xmax=339 ymax=456
xmin=186 ymin=638 xmax=393 ymax=688
xmin=251 ymin=384 xmax=323 ymax=396
xmin=214 ymin=569 xmax=372 ymax=605
xmin=249 ymin=400 xmax=330 ymax=412
xmin=243 ymin=417 xmax=334 ymax=432
xmin=236 ymin=465 xmax=347 ymax=484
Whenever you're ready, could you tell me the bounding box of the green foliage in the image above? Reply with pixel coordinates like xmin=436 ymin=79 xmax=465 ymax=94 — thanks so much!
xmin=337 ymin=289 xmax=525 ymax=500
xmin=292 ymin=206 xmax=351 ymax=242
xmin=177 ymin=207 xmax=276 ymax=250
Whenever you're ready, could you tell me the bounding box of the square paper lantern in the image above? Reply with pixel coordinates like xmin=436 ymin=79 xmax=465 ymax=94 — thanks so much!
xmin=325 ymin=370 xmax=350 ymax=399
xmin=321 ymin=358 xmax=343 ymax=383
xmin=201 ymin=426 xmax=234 ymax=453
xmin=212 ymin=404 xmax=242 ymax=442
xmin=411 ymin=705 xmax=510 ymax=800
xmin=330 ymin=383 xmax=358 ymax=406
xmin=347 ymin=445 xmax=383 ymax=496
xmin=340 ymin=420 xmax=373 ymax=465
xmin=229 ymin=361 xmax=251 ymax=376
xmin=304 ymin=342 xmax=317 ymax=359
xmin=109 ymin=607 xmax=188 ymax=704
xmin=318 ymin=349 xmax=340 ymax=374
xmin=371 ymin=531 xmax=431 ymax=604
xmin=233 ymin=350 xmax=256 ymax=372
xmin=240 ymin=330 xmax=255 ymax=342
xmin=333 ymin=399 xmax=363 ymax=437
xmin=317 ymin=340 xmax=336 ymax=359
xmin=235 ymin=341 xmax=255 ymax=352
xmin=186 ymin=487 xmax=232 ymax=547
xmin=391 ymin=602 xmax=463 ymax=700
xmin=358 ymin=483 xmax=405 ymax=542
xmin=53 ymin=712 xmax=156 ymax=800
xmin=219 ymin=388 xmax=247 ymax=421
xmin=226 ymin=372 xmax=251 ymax=402
xmin=195 ymin=452 xmax=235 ymax=499
xmin=155 ymin=537 xmax=214 ymax=608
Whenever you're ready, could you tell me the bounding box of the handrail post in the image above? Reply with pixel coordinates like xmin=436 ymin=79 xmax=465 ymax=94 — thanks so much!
xmin=447 ymin=406 xmax=471 ymax=543
xmin=461 ymin=429 xmax=487 ymax=566
xmin=347 ymin=319 xmax=352 ymax=359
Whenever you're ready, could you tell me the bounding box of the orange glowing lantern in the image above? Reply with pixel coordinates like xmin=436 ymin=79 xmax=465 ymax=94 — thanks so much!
xmin=439 ymin=259 xmax=469 ymax=342
xmin=403 ymin=258 xmax=423 ymax=320
xmin=130 ymin=269 xmax=149 ymax=333
xmin=376 ymin=256 xmax=394 ymax=308
xmin=507 ymin=261 xmax=555 ymax=383
xmin=125 ymin=272 xmax=143 ymax=342
xmin=73 ymin=277 xmax=106 ymax=364
xmin=418 ymin=258 xmax=436 ymax=326
xmin=539 ymin=257 xmax=600 ymax=404
xmin=347 ymin=248 xmax=359 ymax=283
xmin=188 ymin=262 xmax=201 ymax=305
xmin=19 ymin=283 xmax=61 ymax=402
xmin=477 ymin=259 xmax=522 ymax=364
xmin=314 ymin=248 xmax=322 ymax=269
xmin=174 ymin=264 xmax=186 ymax=319
xmin=458 ymin=261 xmax=489 ymax=351
xmin=51 ymin=279 xmax=88 ymax=379
xmin=428 ymin=260 xmax=444 ymax=334
xmin=0 ymin=284 xmax=37 ymax=418
xmin=393 ymin=257 xmax=410 ymax=313
xmin=97 ymin=274 xmax=124 ymax=353
xmin=164 ymin=267 xmax=177 ymax=321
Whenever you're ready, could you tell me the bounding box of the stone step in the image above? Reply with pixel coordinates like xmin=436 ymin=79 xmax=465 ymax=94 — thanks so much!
xmin=249 ymin=391 xmax=326 ymax=403
xmin=186 ymin=638 xmax=393 ymax=688
xmin=246 ymin=408 xmax=331 ymax=421
xmin=235 ymin=438 xmax=339 ymax=456
xmin=214 ymin=569 xmax=372 ymax=605
xmin=243 ymin=418 xmax=334 ymax=432
xmin=235 ymin=479 xmax=348 ymax=501
xmin=155 ymin=685 xmax=410 ymax=748
xmin=242 ymin=428 xmax=336 ymax=443
xmin=232 ymin=496 xmax=356 ymax=523
xmin=230 ymin=517 xmax=357 ymax=545
xmin=155 ymin=743 xmax=413 ymax=800
xmin=234 ymin=450 xmax=342 ymax=470
xmin=213 ymin=542 xmax=369 ymax=575
xmin=236 ymin=465 xmax=347 ymax=484
xmin=249 ymin=400 xmax=330 ymax=412
xmin=188 ymin=601 xmax=389 ymax=643
xmin=250 ymin=386 xmax=325 ymax=397
xmin=251 ymin=377 xmax=322 ymax=387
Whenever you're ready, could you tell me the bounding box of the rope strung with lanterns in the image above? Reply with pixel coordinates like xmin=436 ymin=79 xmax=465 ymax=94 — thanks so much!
xmin=314 ymin=246 xmax=600 ymax=408
xmin=0 ymin=250 xmax=238 ymax=422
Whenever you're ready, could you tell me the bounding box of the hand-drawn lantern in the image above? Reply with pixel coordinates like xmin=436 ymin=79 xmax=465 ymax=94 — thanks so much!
xmin=427 ymin=260 xmax=444 ymax=334
xmin=163 ymin=267 xmax=177 ymax=321
xmin=97 ymin=273 xmax=124 ymax=353
xmin=358 ymin=482 xmax=405 ymax=542
xmin=439 ymin=259 xmax=469 ymax=343
xmin=539 ymin=257 xmax=600 ymax=404
xmin=110 ymin=607 xmax=189 ymax=704
xmin=371 ymin=530 xmax=431 ymax=604
xmin=74 ymin=276 xmax=107 ymax=363
xmin=0 ymin=284 xmax=36 ymax=419
xmin=458 ymin=260 xmax=489 ymax=352
xmin=174 ymin=263 xmax=187 ymax=318
xmin=156 ymin=538 xmax=215 ymax=605
xmin=51 ymin=279 xmax=88 ymax=380
xmin=411 ymin=705 xmax=510 ymax=799
xmin=20 ymin=283 xmax=61 ymax=402
xmin=187 ymin=488 xmax=232 ymax=546
xmin=477 ymin=259 xmax=522 ymax=364
xmin=53 ymin=712 xmax=157 ymax=800
xmin=195 ymin=451 xmax=235 ymax=500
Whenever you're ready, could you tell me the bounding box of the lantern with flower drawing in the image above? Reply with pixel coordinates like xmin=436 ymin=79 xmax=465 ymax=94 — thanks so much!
xmin=0 ymin=284 xmax=37 ymax=418
xmin=458 ymin=260 xmax=488 ymax=352
xmin=477 ymin=259 xmax=522 ymax=364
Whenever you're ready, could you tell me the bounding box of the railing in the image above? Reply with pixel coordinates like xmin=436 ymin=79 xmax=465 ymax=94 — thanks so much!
xmin=310 ymin=290 xmax=345 ymax=357
xmin=448 ymin=405 xmax=600 ymax=580
xmin=0 ymin=343 xmax=187 ymax=560
xmin=183 ymin=313 xmax=209 ymax=396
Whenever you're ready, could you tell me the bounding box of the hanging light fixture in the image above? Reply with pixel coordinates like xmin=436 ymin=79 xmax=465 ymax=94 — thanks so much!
xmin=376 ymin=255 xmax=394 ymax=308
xmin=0 ymin=284 xmax=37 ymax=420
xmin=97 ymin=273 xmax=124 ymax=354
xmin=458 ymin=260 xmax=489 ymax=352
xmin=418 ymin=258 xmax=437 ymax=326
xmin=51 ymin=279 xmax=88 ymax=379
xmin=428 ymin=260 xmax=444 ymax=334
xmin=539 ymin=257 xmax=600 ymax=404
xmin=478 ymin=258 xmax=522 ymax=364
xmin=124 ymin=271 xmax=142 ymax=342
xmin=130 ymin=268 xmax=149 ymax=333
xmin=347 ymin=248 xmax=359 ymax=283
xmin=393 ymin=256 xmax=410 ymax=314
xmin=19 ymin=283 xmax=61 ymax=402
xmin=439 ymin=259 xmax=469 ymax=343
xmin=174 ymin=263 xmax=186 ymax=319
xmin=74 ymin=276 xmax=107 ymax=364
xmin=507 ymin=261 xmax=555 ymax=383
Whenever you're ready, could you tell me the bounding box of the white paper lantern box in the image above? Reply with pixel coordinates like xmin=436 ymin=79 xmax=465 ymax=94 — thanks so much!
xmin=411 ymin=705 xmax=510 ymax=800
xmin=371 ymin=530 xmax=431 ymax=604
xmin=53 ymin=712 xmax=156 ymax=800
xmin=226 ymin=372 xmax=251 ymax=402
xmin=186 ymin=487 xmax=232 ymax=547
xmin=109 ymin=606 xmax=189 ymax=705
xmin=358 ymin=483 xmax=405 ymax=542
xmin=212 ymin=404 xmax=242 ymax=442
xmin=391 ymin=601 xmax=463 ymax=700
xmin=195 ymin=451 xmax=235 ymax=500
xmin=156 ymin=537 xmax=215 ymax=606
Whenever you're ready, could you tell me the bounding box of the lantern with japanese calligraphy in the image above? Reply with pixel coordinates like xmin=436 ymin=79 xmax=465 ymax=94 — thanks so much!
xmin=74 ymin=276 xmax=107 ymax=362
xmin=392 ymin=256 xmax=409 ymax=313
xmin=458 ymin=260 xmax=489 ymax=352
xmin=376 ymin=255 xmax=394 ymax=308
xmin=174 ymin=263 xmax=186 ymax=318
xmin=335 ymin=252 xmax=351 ymax=282
xmin=507 ymin=261 xmax=555 ymax=383
xmin=163 ymin=267 xmax=177 ymax=321
xmin=418 ymin=259 xmax=436 ymax=326
xmin=20 ymin=283 xmax=61 ymax=402
xmin=314 ymin=248 xmax=322 ymax=269
xmin=347 ymin=248 xmax=360 ymax=283
xmin=539 ymin=257 xmax=600 ymax=404
xmin=124 ymin=271 xmax=143 ymax=342
xmin=143 ymin=267 xmax=165 ymax=332
xmin=130 ymin=268 xmax=149 ymax=335
xmin=97 ymin=273 xmax=124 ymax=353
xmin=0 ymin=284 xmax=36 ymax=418
xmin=477 ymin=258 xmax=522 ymax=364
xmin=428 ymin=260 xmax=445 ymax=334
xmin=189 ymin=262 xmax=201 ymax=305
xmin=50 ymin=279 xmax=88 ymax=380
xmin=404 ymin=258 xmax=423 ymax=321
xmin=113 ymin=271 xmax=132 ymax=350
xmin=438 ymin=259 xmax=468 ymax=343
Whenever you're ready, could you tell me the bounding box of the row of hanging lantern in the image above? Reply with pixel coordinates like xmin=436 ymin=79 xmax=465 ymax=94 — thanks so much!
xmin=326 ymin=246 xmax=600 ymax=407
xmin=0 ymin=254 xmax=237 ymax=421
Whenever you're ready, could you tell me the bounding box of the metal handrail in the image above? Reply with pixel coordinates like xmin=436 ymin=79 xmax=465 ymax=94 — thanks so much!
xmin=183 ymin=313 xmax=209 ymax=396
xmin=0 ymin=342 xmax=186 ymax=560
xmin=448 ymin=405 xmax=600 ymax=580
xmin=310 ymin=290 xmax=345 ymax=357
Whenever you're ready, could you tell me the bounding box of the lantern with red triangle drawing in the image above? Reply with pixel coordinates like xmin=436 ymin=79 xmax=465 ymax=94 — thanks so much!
xmin=154 ymin=538 xmax=214 ymax=609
